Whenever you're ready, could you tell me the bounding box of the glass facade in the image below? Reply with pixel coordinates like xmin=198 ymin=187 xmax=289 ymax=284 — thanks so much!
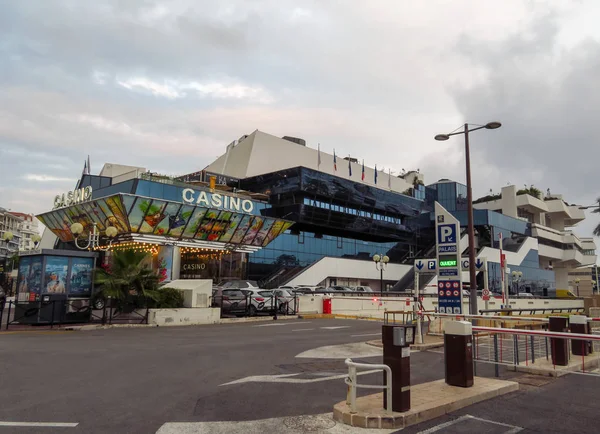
xmin=60 ymin=173 xmax=565 ymax=292
xmin=487 ymin=250 xmax=555 ymax=295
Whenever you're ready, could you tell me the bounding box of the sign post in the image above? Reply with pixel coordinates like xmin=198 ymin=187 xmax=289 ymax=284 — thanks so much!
xmin=435 ymin=203 xmax=462 ymax=315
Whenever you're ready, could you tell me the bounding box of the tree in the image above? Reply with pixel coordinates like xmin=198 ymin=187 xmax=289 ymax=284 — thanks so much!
xmin=94 ymin=250 xmax=160 ymax=309
xmin=593 ymin=197 xmax=600 ymax=237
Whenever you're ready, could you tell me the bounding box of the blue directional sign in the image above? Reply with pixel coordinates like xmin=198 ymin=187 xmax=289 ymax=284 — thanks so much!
xmin=414 ymin=258 xmax=438 ymax=272
xmin=461 ymin=257 xmax=488 ymax=272
xmin=435 ymin=202 xmax=462 ymax=314
xmin=437 ymin=224 xmax=457 ymax=244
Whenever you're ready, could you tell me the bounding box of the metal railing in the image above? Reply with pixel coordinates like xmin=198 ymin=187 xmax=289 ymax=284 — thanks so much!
xmin=344 ymin=358 xmax=392 ymax=415
xmin=211 ymin=293 xmax=299 ymax=318
xmin=471 ymin=325 xmax=600 ymax=378
xmin=479 ymin=307 xmax=584 ymax=316
xmin=1 ymin=299 xmax=150 ymax=330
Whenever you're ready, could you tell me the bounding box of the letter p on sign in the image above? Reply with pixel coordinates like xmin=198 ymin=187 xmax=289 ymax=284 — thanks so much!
xmin=437 ymin=224 xmax=456 ymax=244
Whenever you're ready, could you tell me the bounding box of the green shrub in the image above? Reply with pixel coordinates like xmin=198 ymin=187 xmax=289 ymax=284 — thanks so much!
xmin=153 ymin=287 xmax=185 ymax=309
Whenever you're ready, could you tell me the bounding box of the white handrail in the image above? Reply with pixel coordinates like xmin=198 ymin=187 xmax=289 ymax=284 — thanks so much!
xmin=344 ymin=358 xmax=392 ymax=415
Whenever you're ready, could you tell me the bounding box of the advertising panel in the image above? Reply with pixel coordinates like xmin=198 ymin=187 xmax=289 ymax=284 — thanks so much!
xmin=29 ymin=257 xmax=43 ymax=297
xmin=44 ymin=256 xmax=69 ymax=294
xmin=17 ymin=256 xmax=32 ymax=301
xmin=70 ymin=257 xmax=94 ymax=296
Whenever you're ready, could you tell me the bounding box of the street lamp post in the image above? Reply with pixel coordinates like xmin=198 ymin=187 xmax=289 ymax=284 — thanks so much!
xmin=575 ymin=278 xmax=581 ymax=297
xmin=373 ymin=254 xmax=390 ymax=293
xmin=435 ymin=121 xmax=502 ymax=314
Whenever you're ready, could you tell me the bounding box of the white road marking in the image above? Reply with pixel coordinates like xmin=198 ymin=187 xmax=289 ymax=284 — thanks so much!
xmin=416 ymin=415 xmax=472 ymax=433
xmin=320 ymin=326 xmax=351 ymax=330
xmin=292 ymin=328 xmax=315 ymax=332
xmin=417 ymin=414 xmax=523 ymax=433
xmin=253 ymin=322 xmax=311 ymax=327
xmin=220 ymin=369 xmax=379 ymax=386
xmin=156 ymin=412 xmax=396 ymax=434
xmin=0 ymin=422 xmax=78 ymax=427
xmin=351 ymin=332 xmax=381 ymax=337
xmin=296 ymin=342 xmax=382 ymax=359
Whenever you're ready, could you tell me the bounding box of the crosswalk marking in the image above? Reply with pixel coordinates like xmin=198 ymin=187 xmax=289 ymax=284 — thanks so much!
xmin=320 ymin=326 xmax=351 ymax=330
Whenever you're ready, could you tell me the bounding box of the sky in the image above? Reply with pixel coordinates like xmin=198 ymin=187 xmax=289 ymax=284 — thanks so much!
xmin=0 ymin=0 xmax=599 ymax=249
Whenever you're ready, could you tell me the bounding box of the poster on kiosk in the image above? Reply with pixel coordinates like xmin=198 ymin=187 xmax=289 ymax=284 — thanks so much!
xmin=434 ymin=202 xmax=463 ymax=314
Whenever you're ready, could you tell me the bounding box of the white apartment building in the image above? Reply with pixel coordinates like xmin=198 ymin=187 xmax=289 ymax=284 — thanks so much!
xmin=0 ymin=207 xmax=23 ymax=261
xmin=10 ymin=212 xmax=41 ymax=251
xmin=474 ymin=185 xmax=596 ymax=291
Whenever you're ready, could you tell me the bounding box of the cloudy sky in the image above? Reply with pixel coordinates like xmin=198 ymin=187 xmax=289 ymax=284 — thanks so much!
xmin=1 ymin=0 xmax=599 ymax=248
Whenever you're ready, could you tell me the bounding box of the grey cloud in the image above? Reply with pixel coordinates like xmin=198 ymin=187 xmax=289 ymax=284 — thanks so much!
xmin=0 ymin=0 xmax=599 ymax=251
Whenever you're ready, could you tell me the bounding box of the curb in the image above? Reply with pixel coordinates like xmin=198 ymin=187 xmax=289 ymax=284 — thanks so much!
xmin=63 ymin=315 xmax=301 ymax=330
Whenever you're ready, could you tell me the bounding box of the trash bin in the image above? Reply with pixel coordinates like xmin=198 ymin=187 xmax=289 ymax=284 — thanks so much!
xmin=323 ymin=298 xmax=332 ymax=314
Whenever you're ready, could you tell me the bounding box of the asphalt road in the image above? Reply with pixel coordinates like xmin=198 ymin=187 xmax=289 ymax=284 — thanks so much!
xmin=0 ymin=318 xmax=396 ymax=433
xmin=2 ymin=318 xmax=600 ymax=434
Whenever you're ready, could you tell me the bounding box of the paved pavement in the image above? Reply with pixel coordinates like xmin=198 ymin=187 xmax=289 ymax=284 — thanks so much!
xmin=2 ymin=318 xmax=600 ymax=433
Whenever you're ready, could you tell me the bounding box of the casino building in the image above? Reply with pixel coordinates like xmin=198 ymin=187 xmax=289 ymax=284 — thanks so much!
xmin=37 ymin=130 xmax=596 ymax=296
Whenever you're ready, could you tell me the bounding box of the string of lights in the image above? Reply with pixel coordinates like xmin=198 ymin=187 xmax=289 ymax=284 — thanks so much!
xmin=94 ymin=241 xmax=160 ymax=255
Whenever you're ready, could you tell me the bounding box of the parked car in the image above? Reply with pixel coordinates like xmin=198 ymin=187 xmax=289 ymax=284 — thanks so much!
xmin=218 ymin=280 xmax=259 ymax=290
xmin=273 ymin=288 xmax=297 ymax=314
xmin=277 ymin=285 xmax=297 ymax=291
xmin=295 ymin=285 xmax=325 ymax=294
xmin=353 ymin=286 xmax=374 ymax=293
xmin=325 ymin=286 xmax=354 ymax=294
xmin=518 ymin=292 xmax=534 ymax=298
xmin=241 ymin=289 xmax=277 ymax=316
xmin=212 ymin=288 xmax=249 ymax=315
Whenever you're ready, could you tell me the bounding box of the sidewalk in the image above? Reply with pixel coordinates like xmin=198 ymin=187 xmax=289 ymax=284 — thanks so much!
xmin=366 ymin=333 xmax=444 ymax=351
xmin=334 ymin=377 xmax=519 ymax=429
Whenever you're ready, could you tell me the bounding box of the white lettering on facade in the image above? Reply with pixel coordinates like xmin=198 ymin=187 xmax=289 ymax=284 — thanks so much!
xmin=211 ymin=194 xmax=222 ymax=208
xmin=53 ymin=186 xmax=93 ymax=209
xmin=241 ymin=200 xmax=253 ymax=213
xmin=229 ymin=197 xmax=240 ymax=211
xmin=197 ymin=191 xmax=209 ymax=207
xmin=182 ymin=263 xmax=206 ymax=271
xmin=182 ymin=188 xmax=195 ymax=203
xmin=181 ymin=190 xmax=254 ymax=214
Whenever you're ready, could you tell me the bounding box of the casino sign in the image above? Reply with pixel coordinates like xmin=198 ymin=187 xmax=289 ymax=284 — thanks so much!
xmin=37 ymin=193 xmax=293 ymax=253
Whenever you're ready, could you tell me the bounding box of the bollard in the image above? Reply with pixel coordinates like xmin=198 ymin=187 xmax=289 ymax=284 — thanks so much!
xmin=570 ymin=315 xmax=590 ymax=356
xmin=444 ymin=321 xmax=474 ymax=387
xmin=549 ymin=317 xmax=569 ymax=366
xmin=382 ymin=324 xmax=414 ymax=412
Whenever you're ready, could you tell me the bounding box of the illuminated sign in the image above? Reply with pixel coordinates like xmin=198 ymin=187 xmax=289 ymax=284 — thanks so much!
xmin=182 ymin=188 xmax=254 ymax=214
xmin=53 ymin=186 xmax=93 ymax=209
xmin=439 ymin=254 xmax=457 ymax=268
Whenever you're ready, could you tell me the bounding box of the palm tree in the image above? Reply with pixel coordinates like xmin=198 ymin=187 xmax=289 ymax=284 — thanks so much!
xmin=95 ymin=250 xmax=159 ymax=310
xmin=593 ymin=197 xmax=600 ymax=236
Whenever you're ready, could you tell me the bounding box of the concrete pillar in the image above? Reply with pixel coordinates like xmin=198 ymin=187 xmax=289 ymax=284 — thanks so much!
xmin=501 ymin=186 xmax=518 ymax=218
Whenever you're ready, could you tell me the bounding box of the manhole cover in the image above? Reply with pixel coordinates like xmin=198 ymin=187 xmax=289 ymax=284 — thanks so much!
xmin=516 ymin=374 xmax=555 ymax=387
xmin=283 ymin=415 xmax=336 ymax=432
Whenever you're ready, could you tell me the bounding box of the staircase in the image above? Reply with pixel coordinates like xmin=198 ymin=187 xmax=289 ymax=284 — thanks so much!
xmin=259 ymin=265 xmax=306 ymax=289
